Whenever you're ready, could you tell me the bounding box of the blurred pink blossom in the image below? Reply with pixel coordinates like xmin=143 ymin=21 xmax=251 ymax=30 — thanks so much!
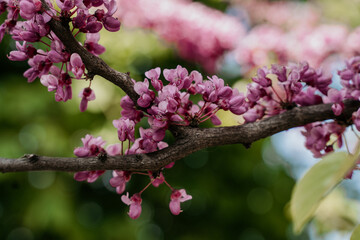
xmin=115 ymin=0 xmax=245 ymax=73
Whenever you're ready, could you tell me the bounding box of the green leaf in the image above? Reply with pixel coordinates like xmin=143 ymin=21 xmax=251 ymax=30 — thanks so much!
xmin=290 ymin=146 xmax=360 ymax=234
xmin=351 ymin=224 xmax=360 ymax=240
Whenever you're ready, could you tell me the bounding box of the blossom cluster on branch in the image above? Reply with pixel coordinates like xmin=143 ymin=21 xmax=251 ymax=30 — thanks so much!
xmin=0 ymin=0 xmax=119 ymax=110
xmin=2 ymin=0 xmax=360 ymax=221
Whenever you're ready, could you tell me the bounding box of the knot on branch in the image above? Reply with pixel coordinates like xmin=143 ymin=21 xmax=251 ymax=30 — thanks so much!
xmin=22 ymin=154 xmax=39 ymax=163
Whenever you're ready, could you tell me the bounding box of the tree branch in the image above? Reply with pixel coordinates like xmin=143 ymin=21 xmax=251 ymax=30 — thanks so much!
xmin=3 ymin=12 xmax=359 ymax=173
xmin=47 ymin=18 xmax=139 ymax=103
xmin=1 ymin=100 xmax=359 ymax=173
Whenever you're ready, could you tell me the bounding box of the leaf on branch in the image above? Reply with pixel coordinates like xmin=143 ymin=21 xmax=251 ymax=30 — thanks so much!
xmin=290 ymin=143 xmax=360 ymax=234
xmin=351 ymin=224 xmax=360 ymax=240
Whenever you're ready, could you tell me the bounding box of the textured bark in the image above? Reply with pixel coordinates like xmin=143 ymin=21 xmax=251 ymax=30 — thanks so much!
xmin=1 ymin=100 xmax=359 ymax=173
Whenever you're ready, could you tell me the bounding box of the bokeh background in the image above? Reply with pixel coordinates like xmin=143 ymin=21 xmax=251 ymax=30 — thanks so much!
xmin=1 ymin=0 xmax=360 ymax=239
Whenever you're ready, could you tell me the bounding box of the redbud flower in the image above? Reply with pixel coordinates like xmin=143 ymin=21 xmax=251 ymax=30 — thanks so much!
xmin=110 ymin=170 xmax=131 ymax=194
xmin=73 ymin=134 xmax=106 ymax=182
xmin=113 ymin=117 xmax=135 ymax=142
xmin=323 ymin=89 xmax=345 ymax=116
xmin=121 ymin=193 xmax=142 ymax=219
xmin=106 ymin=143 xmax=122 ymax=156
xmin=40 ymin=74 xmax=59 ymax=92
xmin=103 ymin=16 xmax=120 ymax=32
xmin=68 ymin=53 xmax=84 ymax=79
xmin=74 ymin=170 xmax=105 ymax=183
xmin=150 ymin=172 xmax=165 ymax=187
xmin=145 ymin=67 xmax=162 ymax=91
xmin=84 ymin=33 xmax=106 ymax=56
xmin=79 ymin=87 xmax=96 ymax=112
xmin=19 ymin=0 xmax=42 ymax=20
xmin=169 ymin=189 xmax=192 ymax=215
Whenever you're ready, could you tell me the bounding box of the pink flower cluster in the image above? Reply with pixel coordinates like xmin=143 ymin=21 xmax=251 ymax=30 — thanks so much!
xmin=232 ymin=0 xmax=360 ymax=72
xmin=115 ymin=0 xmax=245 ymax=73
xmin=72 ymin=64 xmax=254 ymax=219
xmin=73 ymin=134 xmax=191 ymax=219
xmin=71 ymin=57 xmax=360 ymax=217
xmin=338 ymin=57 xmax=360 ymax=132
xmin=241 ymin=60 xmax=354 ymax=157
xmin=244 ymin=62 xmax=332 ymax=122
xmin=302 ymin=122 xmax=345 ymax=158
xmin=0 ymin=0 xmax=120 ymax=111
xmin=234 ymin=24 xmax=350 ymax=72
xmin=123 ymin=65 xmax=247 ymax=130
xmin=73 ymin=134 xmax=106 ymax=182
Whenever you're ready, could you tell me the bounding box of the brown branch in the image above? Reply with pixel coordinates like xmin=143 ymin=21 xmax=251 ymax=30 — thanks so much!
xmin=1 ymin=100 xmax=359 ymax=173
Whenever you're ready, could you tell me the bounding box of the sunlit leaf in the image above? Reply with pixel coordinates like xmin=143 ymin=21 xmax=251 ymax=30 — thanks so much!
xmin=290 ymin=144 xmax=360 ymax=234
xmin=351 ymin=224 xmax=360 ymax=240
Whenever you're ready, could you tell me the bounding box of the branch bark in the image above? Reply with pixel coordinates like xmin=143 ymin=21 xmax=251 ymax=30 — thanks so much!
xmin=1 ymin=100 xmax=359 ymax=173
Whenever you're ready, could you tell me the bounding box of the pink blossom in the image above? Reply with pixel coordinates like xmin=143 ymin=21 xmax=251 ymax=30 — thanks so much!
xmin=163 ymin=65 xmax=190 ymax=90
xmin=19 ymin=0 xmax=42 ymax=20
xmin=74 ymin=170 xmax=105 ymax=183
xmin=106 ymin=143 xmax=122 ymax=156
xmin=56 ymin=0 xmax=75 ymax=11
xmin=40 ymin=74 xmax=59 ymax=92
xmin=121 ymin=193 xmax=142 ymax=219
xmin=73 ymin=134 xmax=106 ymax=182
xmin=115 ymin=0 xmax=244 ymax=72
xmin=165 ymin=162 xmax=175 ymax=169
xmin=302 ymin=122 xmax=345 ymax=157
xmin=79 ymin=87 xmax=96 ymax=112
xmin=110 ymin=170 xmax=131 ymax=194
xmin=120 ymin=95 xmax=144 ymax=122
xmin=103 ymin=16 xmax=121 ymax=32
xmin=323 ymin=89 xmax=345 ymax=116
xmin=145 ymin=67 xmax=162 ymax=91
xmin=8 ymin=41 xmax=36 ymax=61
xmin=85 ymin=20 xmax=103 ymax=33
xmin=150 ymin=172 xmax=165 ymax=187
xmin=169 ymin=189 xmax=192 ymax=215
xmin=74 ymin=134 xmax=106 ymax=156
xmin=70 ymin=53 xmax=85 ymax=79
xmin=84 ymin=33 xmax=106 ymax=56
xmin=113 ymin=118 xmax=135 ymax=142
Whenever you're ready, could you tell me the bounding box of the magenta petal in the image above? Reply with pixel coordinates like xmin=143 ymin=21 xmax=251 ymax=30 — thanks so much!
xmin=80 ymin=98 xmax=88 ymax=112
xmin=103 ymin=16 xmax=121 ymax=32
xmin=86 ymin=21 xmax=103 ymax=33
xmin=74 ymin=171 xmax=90 ymax=181
xmin=8 ymin=51 xmax=28 ymax=61
xmin=106 ymin=143 xmax=122 ymax=156
xmin=165 ymin=162 xmax=175 ymax=169
xmin=87 ymin=170 xmax=104 ymax=183
xmin=74 ymin=147 xmax=90 ymax=157
xmin=121 ymin=193 xmax=131 ymax=205
xmin=169 ymin=200 xmax=181 ymax=215
xmin=116 ymin=184 xmax=126 ymax=195
xmin=128 ymin=203 xmax=142 ymax=219
xmin=109 ymin=177 xmax=124 ymax=187
xmin=210 ymin=115 xmax=221 ymax=125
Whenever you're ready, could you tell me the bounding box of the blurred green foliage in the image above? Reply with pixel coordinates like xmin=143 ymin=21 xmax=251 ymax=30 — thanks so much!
xmin=0 ymin=10 xmax=295 ymax=240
